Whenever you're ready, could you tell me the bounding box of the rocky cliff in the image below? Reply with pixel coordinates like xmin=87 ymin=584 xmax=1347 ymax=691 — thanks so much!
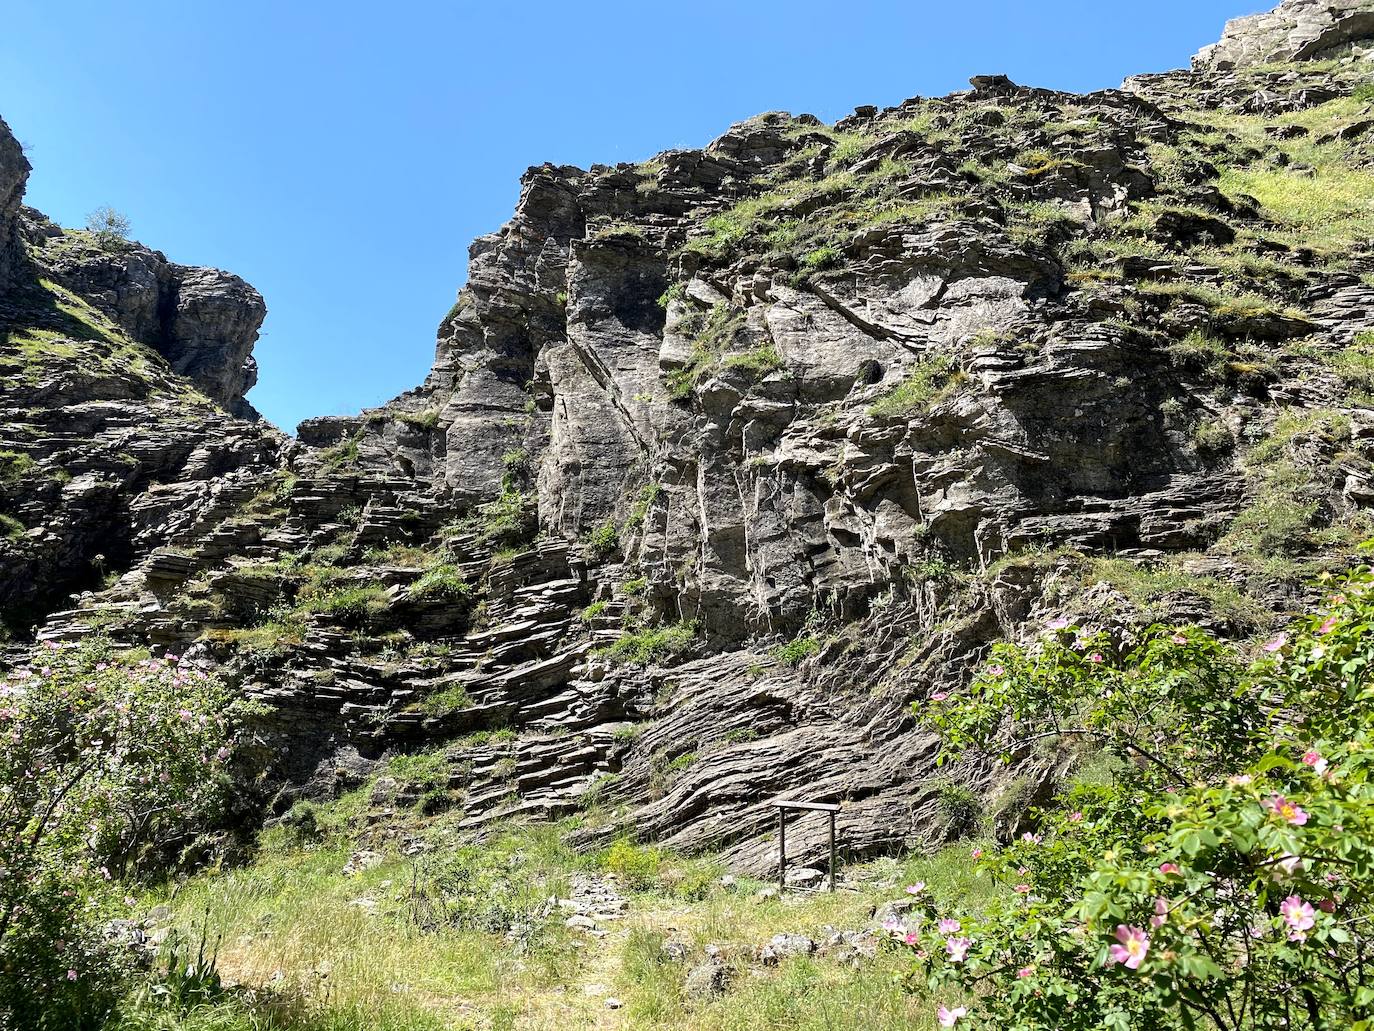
xmin=4 ymin=0 xmax=1374 ymax=872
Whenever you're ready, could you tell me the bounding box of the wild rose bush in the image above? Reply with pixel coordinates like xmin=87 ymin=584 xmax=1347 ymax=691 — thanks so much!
xmin=902 ymin=569 xmax=1374 ymax=1030
xmin=0 ymin=639 xmax=247 ymax=1029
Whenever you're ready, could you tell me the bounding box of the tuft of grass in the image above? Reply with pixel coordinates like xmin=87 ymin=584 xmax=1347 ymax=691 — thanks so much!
xmin=602 ymin=621 xmax=698 ymax=666
xmin=869 ymin=354 xmax=963 ymax=419
xmin=0 ymin=450 xmax=36 ymax=483
xmin=408 ymin=564 xmax=472 ymax=603
xmin=770 ymin=634 xmax=821 ymax=667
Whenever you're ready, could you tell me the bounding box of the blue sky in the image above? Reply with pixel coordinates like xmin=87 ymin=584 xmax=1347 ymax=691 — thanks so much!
xmin=1 ymin=0 xmax=1251 ymax=432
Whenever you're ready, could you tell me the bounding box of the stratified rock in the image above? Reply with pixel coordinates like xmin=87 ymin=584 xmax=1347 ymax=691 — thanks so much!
xmin=0 ymin=115 xmax=30 ymax=288
xmin=1194 ymin=0 xmax=1374 ymax=70
xmin=27 ymin=226 xmax=266 ymax=416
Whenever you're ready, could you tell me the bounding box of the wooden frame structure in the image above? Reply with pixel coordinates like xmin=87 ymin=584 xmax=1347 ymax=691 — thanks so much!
xmin=774 ymin=800 xmax=841 ymax=892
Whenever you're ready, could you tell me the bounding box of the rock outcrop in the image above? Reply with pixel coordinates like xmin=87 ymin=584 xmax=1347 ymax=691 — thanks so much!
xmin=0 ymin=116 xmax=29 ymax=289
xmin=21 ymin=210 xmax=267 ymax=417
xmin=4 ymin=0 xmax=1374 ymax=874
xmin=1194 ymin=0 xmax=1374 ymax=70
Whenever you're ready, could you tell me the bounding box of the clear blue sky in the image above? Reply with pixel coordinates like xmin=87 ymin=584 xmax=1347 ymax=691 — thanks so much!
xmin=1 ymin=0 xmax=1252 ymax=432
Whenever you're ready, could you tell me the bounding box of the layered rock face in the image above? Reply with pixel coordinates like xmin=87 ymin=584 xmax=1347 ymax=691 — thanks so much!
xmin=0 ymin=123 xmax=281 ymax=632
xmin=0 ymin=116 xmax=29 ymax=289
xmin=21 ymin=208 xmax=267 ymax=417
xmin=1194 ymin=0 xmax=1374 ymax=70
xmin=5 ymin=0 xmax=1374 ymax=872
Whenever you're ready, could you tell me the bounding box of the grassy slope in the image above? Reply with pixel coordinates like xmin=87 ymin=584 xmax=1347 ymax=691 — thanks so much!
xmin=116 ymin=804 xmax=1001 ymax=1031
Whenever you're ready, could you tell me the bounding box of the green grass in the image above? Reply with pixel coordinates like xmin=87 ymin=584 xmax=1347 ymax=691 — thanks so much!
xmin=869 ymin=354 xmax=963 ymax=419
xmin=407 ymin=564 xmax=472 ymax=602
xmin=0 ymin=450 xmax=36 ymax=482
xmin=420 ymin=682 xmax=472 ymax=716
xmin=1332 ymin=332 xmax=1374 ymax=402
xmin=0 ymin=513 xmax=25 ymax=539
xmin=1083 ymin=556 xmax=1267 ymax=629
xmin=770 ymin=634 xmax=821 ymax=667
xmin=111 ymin=802 xmax=1006 ymax=1031
xmin=602 ymin=621 xmax=698 ymax=666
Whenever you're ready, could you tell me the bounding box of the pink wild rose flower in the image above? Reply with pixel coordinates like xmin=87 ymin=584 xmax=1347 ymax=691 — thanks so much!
xmin=1280 ymin=895 xmax=1315 ymax=941
xmin=937 ymin=1006 xmax=968 ymax=1028
xmin=945 ymin=937 xmax=973 ymax=963
xmin=1265 ymin=795 xmax=1309 ymax=826
xmin=1108 ymin=926 xmax=1149 ymax=969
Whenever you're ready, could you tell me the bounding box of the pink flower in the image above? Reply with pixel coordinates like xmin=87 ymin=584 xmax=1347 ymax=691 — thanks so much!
xmin=1046 ymin=617 xmax=1070 ymax=631
xmin=1170 ymin=633 xmax=1188 ymax=645
xmin=1067 ymin=811 xmax=1084 ymax=822
xmin=1280 ymin=895 xmax=1315 ymax=941
xmin=1016 ymin=966 xmax=1034 ymax=978
xmin=1014 ymin=883 xmax=1032 ymax=894
xmin=1150 ymin=897 xmax=1169 ymax=929
xmin=938 ymin=918 xmax=961 ymax=934
xmin=905 ymin=882 xmax=927 ymax=895
xmin=985 ymin=664 xmax=1005 ymax=676
xmin=903 ymin=932 xmax=919 ymax=946
xmin=1228 ymin=774 xmax=1253 ymax=787
xmin=930 ymin=692 xmax=948 ymax=702
xmin=1265 ymin=795 xmax=1309 ymax=826
xmin=66 ymin=969 xmax=77 ymax=981
xmin=1301 ymin=750 xmax=1329 ymax=776
xmin=1021 ymin=832 xmax=1042 ymax=844
xmin=937 ymin=1006 xmax=968 ymax=1028
xmin=1158 ymin=863 xmax=1180 ymax=876
xmin=1262 ymin=634 xmax=1287 ymax=654
xmin=970 ymin=848 xmax=983 ymax=859
xmin=1108 ymin=925 xmax=1149 ymax=969
xmin=1088 ymin=652 xmax=1104 ymax=664
xmin=945 ymin=937 xmax=973 ymax=962
xmin=1318 ymin=615 xmax=1338 ymax=635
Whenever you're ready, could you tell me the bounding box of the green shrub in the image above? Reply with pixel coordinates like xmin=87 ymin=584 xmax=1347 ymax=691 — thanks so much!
xmin=800 ymin=245 xmax=842 ymax=271
xmin=421 ymin=683 xmax=472 ymax=716
xmin=319 ymin=436 xmax=360 ymax=470
xmin=0 ymin=639 xmax=244 ymax=1026
xmin=85 ymin=205 xmax=131 ymax=248
xmin=601 ymin=838 xmax=663 ymax=891
xmin=602 ymin=621 xmax=698 ymax=666
xmin=585 ymin=521 xmax=619 ymax=559
xmin=580 ymin=600 xmax=610 ymax=623
xmin=656 ymin=283 xmax=686 ymax=309
xmin=409 ymin=564 xmax=472 ymax=602
xmin=468 ymin=488 xmax=536 ymax=547
xmin=624 ymin=483 xmax=662 ymax=530
xmin=910 ymin=571 xmax=1374 ymax=1029
xmin=1332 ymin=332 xmax=1374 ymax=401
xmin=771 ymin=634 xmax=821 ymax=667
xmin=1192 ymin=417 xmax=1233 ymax=455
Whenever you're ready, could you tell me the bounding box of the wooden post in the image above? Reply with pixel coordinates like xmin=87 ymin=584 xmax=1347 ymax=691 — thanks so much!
xmin=828 ymin=810 xmax=837 ymax=892
xmin=778 ymin=807 xmax=787 ymax=890
xmin=773 ymin=800 xmax=841 ymax=892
